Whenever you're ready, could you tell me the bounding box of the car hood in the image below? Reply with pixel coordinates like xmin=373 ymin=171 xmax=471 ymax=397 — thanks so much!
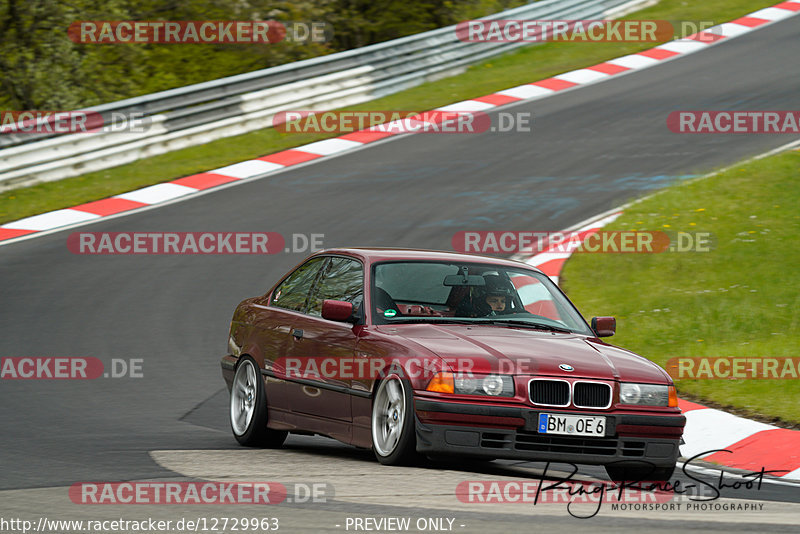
xmin=377 ymin=324 xmax=671 ymax=384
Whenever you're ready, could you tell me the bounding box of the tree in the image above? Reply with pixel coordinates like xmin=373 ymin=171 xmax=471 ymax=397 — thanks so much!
xmin=0 ymin=0 xmax=527 ymax=110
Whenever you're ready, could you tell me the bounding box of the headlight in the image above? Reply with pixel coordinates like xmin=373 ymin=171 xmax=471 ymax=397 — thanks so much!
xmin=453 ymin=374 xmax=514 ymax=397
xmin=482 ymin=375 xmax=505 ymax=395
xmin=454 ymin=375 xmax=477 ymax=394
xmin=619 ymin=383 xmax=676 ymax=406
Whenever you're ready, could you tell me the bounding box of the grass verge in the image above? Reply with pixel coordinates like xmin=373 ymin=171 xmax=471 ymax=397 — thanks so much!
xmin=0 ymin=0 xmax=782 ymax=225
xmin=561 ymin=148 xmax=800 ymax=425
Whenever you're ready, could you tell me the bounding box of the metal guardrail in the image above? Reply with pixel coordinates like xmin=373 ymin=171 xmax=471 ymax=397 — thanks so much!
xmin=0 ymin=0 xmax=646 ymax=191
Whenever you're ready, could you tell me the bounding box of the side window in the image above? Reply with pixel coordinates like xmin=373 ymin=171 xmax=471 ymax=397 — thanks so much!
xmin=271 ymin=257 xmax=326 ymax=312
xmin=308 ymin=257 xmax=364 ymax=317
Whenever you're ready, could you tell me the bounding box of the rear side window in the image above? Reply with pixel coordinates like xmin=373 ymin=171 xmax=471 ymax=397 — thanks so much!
xmin=271 ymin=257 xmax=326 ymax=312
xmin=308 ymin=257 xmax=364 ymax=317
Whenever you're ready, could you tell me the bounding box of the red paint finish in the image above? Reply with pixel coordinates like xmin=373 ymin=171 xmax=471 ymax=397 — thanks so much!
xmin=221 ymin=248 xmax=683 ymax=460
xmin=703 ymin=429 xmax=800 ymax=474
xmin=637 ymin=48 xmax=679 ymax=60
xmin=171 ymin=172 xmax=239 ymax=190
xmin=0 ymin=228 xmax=36 ymax=241
xmin=259 ymin=150 xmax=321 ymax=166
xmin=72 ymin=198 xmax=147 ymax=216
xmin=587 ymin=62 xmax=630 ymax=75
xmin=531 ymin=78 xmax=577 ymax=91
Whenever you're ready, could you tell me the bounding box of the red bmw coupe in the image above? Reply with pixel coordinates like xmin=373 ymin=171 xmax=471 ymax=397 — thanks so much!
xmin=221 ymin=248 xmax=684 ymax=481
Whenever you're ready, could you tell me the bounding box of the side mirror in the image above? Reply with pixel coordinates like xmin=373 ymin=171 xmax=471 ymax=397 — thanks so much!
xmin=591 ymin=316 xmax=616 ymax=337
xmin=322 ymin=299 xmax=354 ymax=322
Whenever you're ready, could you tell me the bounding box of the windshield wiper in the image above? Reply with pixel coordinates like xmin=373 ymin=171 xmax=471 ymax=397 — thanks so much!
xmin=476 ymin=319 xmax=574 ymax=334
xmin=385 ymin=317 xmax=574 ymax=333
xmin=386 ymin=317 xmax=476 ymax=325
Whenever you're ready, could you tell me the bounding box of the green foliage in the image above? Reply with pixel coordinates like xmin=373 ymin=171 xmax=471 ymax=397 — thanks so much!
xmin=0 ymin=0 xmax=126 ymax=109
xmin=0 ymin=0 xmax=526 ymax=109
xmin=0 ymin=0 xmax=783 ymax=225
xmin=563 ymin=151 xmax=800 ymax=423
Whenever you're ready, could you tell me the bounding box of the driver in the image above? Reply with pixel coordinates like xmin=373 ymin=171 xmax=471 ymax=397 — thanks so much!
xmin=479 ymin=274 xmax=516 ymax=315
xmin=457 ymin=274 xmax=517 ymax=317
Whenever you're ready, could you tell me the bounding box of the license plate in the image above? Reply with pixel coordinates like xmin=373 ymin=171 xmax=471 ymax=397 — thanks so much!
xmin=537 ymin=413 xmax=606 ymax=437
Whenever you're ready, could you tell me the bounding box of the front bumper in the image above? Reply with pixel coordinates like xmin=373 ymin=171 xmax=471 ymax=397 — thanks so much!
xmin=414 ymin=399 xmax=684 ymax=467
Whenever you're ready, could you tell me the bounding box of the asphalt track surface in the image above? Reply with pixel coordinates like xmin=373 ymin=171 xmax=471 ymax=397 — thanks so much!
xmin=1 ymin=12 xmax=800 ymax=531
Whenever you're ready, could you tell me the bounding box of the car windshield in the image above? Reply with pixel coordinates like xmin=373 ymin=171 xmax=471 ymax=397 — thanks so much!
xmin=371 ymin=261 xmax=593 ymax=335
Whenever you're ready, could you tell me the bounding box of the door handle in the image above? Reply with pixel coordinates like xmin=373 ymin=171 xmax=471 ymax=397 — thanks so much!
xmin=291 ymin=328 xmax=304 ymax=339
xmin=302 ymin=386 xmax=321 ymax=398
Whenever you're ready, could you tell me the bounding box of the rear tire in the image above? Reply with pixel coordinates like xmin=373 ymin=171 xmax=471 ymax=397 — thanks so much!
xmin=371 ymin=375 xmax=419 ymax=465
xmin=605 ymin=462 xmax=675 ymax=482
xmin=230 ymin=357 xmax=288 ymax=447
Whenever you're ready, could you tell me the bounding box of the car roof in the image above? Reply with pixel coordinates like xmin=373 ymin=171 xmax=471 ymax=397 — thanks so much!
xmin=314 ymin=247 xmax=542 ymax=271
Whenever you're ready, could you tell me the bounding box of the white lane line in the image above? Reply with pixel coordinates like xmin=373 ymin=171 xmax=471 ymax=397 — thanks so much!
xmin=678 ymin=461 xmax=800 ymax=487
xmin=680 ymin=409 xmax=775 ymax=460
xmin=784 ymin=467 xmax=800 ymax=481
xmin=554 ymin=69 xmax=611 ymax=84
xmin=295 ymin=138 xmax=363 ymax=155
xmin=606 ymin=53 xmax=662 ymax=69
xmin=435 ymin=100 xmax=497 ymax=112
xmin=523 ymin=251 xmax=572 ymax=264
xmin=2 ymin=209 xmax=100 ymax=231
xmin=115 ymin=183 xmax=197 ymax=204
xmin=0 ymin=133 xmax=406 ymax=245
xmin=209 ymin=160 xmax=284 ymax=178
xmin=710 ymin=22 xmax=755 ymax=38
xmin=495 ymin=85 xmax=554 ymax=99
xmin=656 ymin=39 xmax=711 ymax=54
xmin=749 ymin=6 xmax=797 ymax=20
xmin=2 ymin=3 xmax=799 ymax=246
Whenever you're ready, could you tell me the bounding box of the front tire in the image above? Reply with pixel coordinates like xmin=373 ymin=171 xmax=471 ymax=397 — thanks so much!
xmin=230 ymin=357 xmax=287 ymax=447
xmin=371 ymin=376 xmax=418 ymax=465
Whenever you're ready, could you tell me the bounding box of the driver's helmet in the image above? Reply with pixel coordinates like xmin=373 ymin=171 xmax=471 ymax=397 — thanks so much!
xmin=475 ymin=274 xmax=516 ymax=315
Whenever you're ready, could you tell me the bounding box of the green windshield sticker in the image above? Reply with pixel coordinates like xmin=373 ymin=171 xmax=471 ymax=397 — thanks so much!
xmin=384 ymin=309 xmax=397 ymax=318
